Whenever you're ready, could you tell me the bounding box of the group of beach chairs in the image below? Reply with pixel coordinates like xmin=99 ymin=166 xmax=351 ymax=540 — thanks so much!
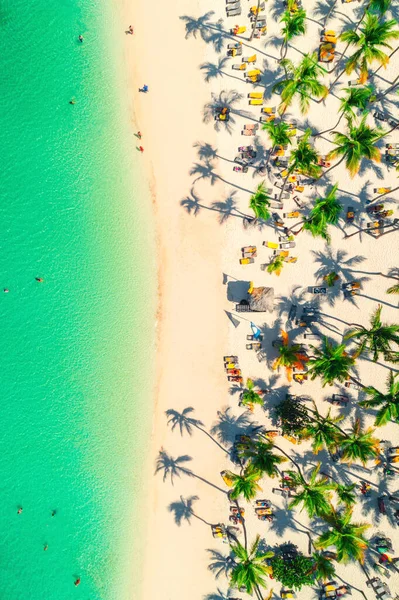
xmin=254 ymin=499 xmax=274 ymax=521
xmin=318 ymin=30 xmax=337 ymax=64
xmin=320 ymin=582 xmax=351 ymax=600
xmin=240 ymin=245 xmax=257 ymax=265
xmin=224 ymin=355 xmax=242 ymax=384
xmin=225 ymin=0 xmax=242 ymax=18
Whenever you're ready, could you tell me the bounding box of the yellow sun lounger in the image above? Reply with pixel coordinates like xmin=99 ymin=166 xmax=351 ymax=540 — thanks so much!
xmin=249 ymin=99 xmax=263 ymax=105
xmin=231 ymin=25 xmax=247 ymax=35
xmin=249 ymin=92 xmax=263 ymax=99
xmin=248 ymin=75 xmax=260 ymax=83
xmin=284 ymin=211 xmax=300 ymax=218
xmin=263 ymin=241 xmax=279 ymax=249
xmin=295 ymin=185 xmax=304 ymax=192
xmin=284 ymin=257 xmax=298 ymax=263
xmin=374 ymin=187 xmax=391 ymax=194
xmin=243 ymin=54 xmax=257 ymax=63
xmin=240 ymin=257 xmax=255 ymax=265
xmin=247 ymin=69 xmax=261 ymax=77
xmin=262 ymin=106 xmax=276 ymax=114
xmin=288 ymin=175 xmax=297 ymax=183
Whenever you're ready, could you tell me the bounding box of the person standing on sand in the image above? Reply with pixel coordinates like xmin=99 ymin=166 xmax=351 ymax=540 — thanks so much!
xmin=128 ymin=25 xmax=134 ymax=34
xmin=138 ymin=146 xmax=144 ymax=153
xmin=137 ymin=131 xmax=142 ymax=139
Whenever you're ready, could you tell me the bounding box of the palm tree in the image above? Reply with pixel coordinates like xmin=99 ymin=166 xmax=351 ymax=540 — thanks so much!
xmin=273 ymin=54 xmax=328 ymax=115
xmin=224 ymin=465 xmax=262 ymax=501
xmin=230 ymin=535 xmax=274 ymax=599
xmin=279 ymin=129 xmax=321 ymax=200
xmin=315 ymin=86 xmax=374 ymax=137
xmin=337 ymin=419 xmax=381 ymax=465
xmin=288 ymin=464 xmax=334 ymax=518
xmin=315 ymin=508 xmax=370 ymax=563
xmin=339 ymin=13 xmax=399 ymax=84
xmin=344 ymin=304 xmax=399 ymax=362
xmin=166 ymin=407 xmax=228 ymax=453
xmin=290 ymin=184 xmax=342 ymax=242
xmin=241 ymin=378 xmax=264 ymax=409
xmin=272 ymin=329 xmax=308 ymax=381
xmin=307 ymin=338 xmax=356 ymax=387
xmin=267 ymin=255 xmax=285 ymax=276
xmin=334 ymin=483 xmax=357 ymax=507
xmin=324 ymin=271 xmax=340 ymax=287
xmin=324 ymin=115 xmax=381 ymax=178
xmin=262 ymin=120 xmax=293 ymax=166
xmin=311 ymin=552 xmax=336 ymax=581
xmin=238 ymin=436 xmax=287 ymax=478
xmin=359 ymin=370 xmax=399 ymax=426
xmin=249 ymin=182 xmax=271 ymax=222
xmin=280 ymin=8 xmax=307 ymax=59
xmin=301 ymin=407 xmax=342 ymax=454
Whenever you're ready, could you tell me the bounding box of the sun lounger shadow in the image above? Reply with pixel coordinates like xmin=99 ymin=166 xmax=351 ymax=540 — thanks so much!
xmin=225 ymin=310 xmax=241 ymax=328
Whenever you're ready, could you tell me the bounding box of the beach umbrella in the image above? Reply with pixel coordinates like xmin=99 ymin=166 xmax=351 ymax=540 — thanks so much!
xmin=251 ymin=322 xmax=262 ymax=339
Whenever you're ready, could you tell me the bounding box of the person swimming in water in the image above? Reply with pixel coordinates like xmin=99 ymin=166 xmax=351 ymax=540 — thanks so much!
xmin=51 ymin=509 xmax=57 ymax=517
xmin=78 ymin=35 xmax=83 ymax=42
xmin=74 ymin=578 xmax=81 ymax=586
xmin=44 ymin=544 xmax=48 ymax=551
xmin=17 ymin=507 xmax=23 ymax=514
xmin=35 ymin=277 xmax=44 ymax=282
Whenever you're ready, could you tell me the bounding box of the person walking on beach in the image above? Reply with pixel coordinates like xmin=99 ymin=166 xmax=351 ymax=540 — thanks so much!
xmin=138 ymin=146 xmax=144 ymax=153
xmin=128 ymin=25 xmax=134 ymax=34
xmin=137 ymin=131 xmax=142 ymax=139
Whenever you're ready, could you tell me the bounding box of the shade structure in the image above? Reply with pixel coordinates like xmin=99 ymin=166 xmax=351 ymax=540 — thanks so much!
xmin=248 ymin=286 xmax=274 ymax=312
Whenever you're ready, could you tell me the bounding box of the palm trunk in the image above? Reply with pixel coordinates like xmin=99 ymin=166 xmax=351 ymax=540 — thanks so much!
xmin=370 ymin=186 xmax=399 ymax=203
xmin=316 ymin=155 xmax=346 ymax=182
xmin=287 ymin=220 xmax=306 ymax=234
xmin=280 ymin=39 xmax=288 ymax=60
xmin=249 ymin=0 xmax=261 ymax=42
xmin=265 ymin=144 xmax=276 ymax=169
xmin=181 ymin=467 xmax=228 ymax=494
xmin=314 ymin=111 xmax=344 ymax=137
xmin=328 ymin=65 xmax=348 ymax=92
xmin=376 ymin=73 xmax=399 ymax=101
xmin=344 ymin=221 xmax=399 ymax=239
xmin=273 ymin=443 xmax=304 ymax=477
xmin=278 ymin=168 xmax=293 ymax=202
xmin=371 ymin=47 xmax=399 ymax=78
xmin=255 ymin=584 xmax=265 ymax=600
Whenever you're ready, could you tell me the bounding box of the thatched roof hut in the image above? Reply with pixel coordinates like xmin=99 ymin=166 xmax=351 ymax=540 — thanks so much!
xmin=248 ymin=286 xmax=274 ymax=312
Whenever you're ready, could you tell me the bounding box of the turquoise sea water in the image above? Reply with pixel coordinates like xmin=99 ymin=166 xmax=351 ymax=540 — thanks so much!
xmin=0 ymin=1 xmax=155 ymax=598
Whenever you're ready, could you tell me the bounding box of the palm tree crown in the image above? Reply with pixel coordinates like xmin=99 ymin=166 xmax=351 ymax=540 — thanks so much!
xmin=273 ymin=330 xmax=308 ymax=381
xmin=360 ymin=370 xmax=399 ymax=426
xmin=225 ymin=465 xmax=262 ymax=501
xmin=315 ymin=508 xmax=370 ymax=563
xmin=301 ymin=407 xmax=342 ymax=454
xmin=341 ymin=13 xmax=399 ymax=83
xmin=249 ymin=182 xmax=271 ymax=221
xmin=263 ymin=120 xmax=293 ymax=147
xmin=303 ymin=184 xmax=342 ymax=242
xmin=274 ymin=54 xmax=328 ymax=114
xmin=307 ymin=338 xmax=356 ymax=386
xmin=337 ymin=419 xmax=380 ymax=465
xmin=267 ymin=255 xmax=285 ymax=276
xmin=288 ymin=464 xmax=334 ymax=518
xmin=344 ymin=304 xmax=399 ymax=362
xmin=328 ymin=115 xmax=381 ymax=177
xmin=230 ymin=535 xmax=274 ymax=595
xmin=241 ymin=378 xmax=264 ymax=409
xmin=280 ymin=9 xmax=307 ymax=57
xmin=239 ymin=436 xmax=287 ymax=478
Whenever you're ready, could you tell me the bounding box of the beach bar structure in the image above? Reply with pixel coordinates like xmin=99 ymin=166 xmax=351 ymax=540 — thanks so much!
xmin=235 ymin=283 xmax=274 ymax=312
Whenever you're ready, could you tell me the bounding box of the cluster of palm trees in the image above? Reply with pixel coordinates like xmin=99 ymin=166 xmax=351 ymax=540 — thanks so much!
xmin=271 ymin=304 xmax=399 ymax=386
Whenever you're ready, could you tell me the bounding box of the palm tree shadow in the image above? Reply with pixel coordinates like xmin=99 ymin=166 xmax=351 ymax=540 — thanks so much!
xmin=155 ymin=448 xmax=193 ymax=483
xmin=204 ymin=588 xmax=231 ymax=600
xmin=168 ymin=495 xmax=214 ymax=526
xmin=210 ymin=406 xmax=258 ymax=446
xmin=207 ymin=549 xmax=236 ymax=580
xmin=200 ymin=57 xmax=248 ymax=84
xmin=193 ymin=141 xmax=219 ymax=162
xmin=212 ymin=190 xmax=249 ymax=223
xmin=203 ymin=90 xmax=253 ymax=133
xmin=179 ymin=13 xmax=229 ymax=54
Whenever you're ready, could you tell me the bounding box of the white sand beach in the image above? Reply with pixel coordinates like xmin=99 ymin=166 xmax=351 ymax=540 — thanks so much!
xmin=121 ymin=0 xmax=399 ymax=598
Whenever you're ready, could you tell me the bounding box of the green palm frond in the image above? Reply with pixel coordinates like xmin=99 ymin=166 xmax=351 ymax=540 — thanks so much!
xmin=315 ymin=508 xmax=370 ymax=563
xmin=344 ymin=304 xmax=399 ymax=361
xmin=307 ymin=337 xmax=355 ymax=386
xmin=338 ymin=419 xmax=380 ymax=465
xmin=360 ymin=370 xmax=399 ymax=426
xmin=249 ymin=181 xmax=271 ymax=221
